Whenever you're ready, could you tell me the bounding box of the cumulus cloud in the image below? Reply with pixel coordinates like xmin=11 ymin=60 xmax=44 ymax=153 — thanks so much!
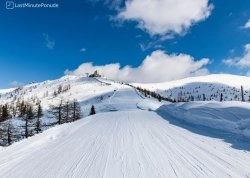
xmin=243 ymin=19 xmax=250 ymax=29
xmin=223 ymin=44 xmax=250 ymax=68
xmin=65 ymin=50 xmax=210 ymax=83
xmin=116 ymin=0 xmax=213 ymax=36
xmin=43 ymin=33 xmax=55 ymax=50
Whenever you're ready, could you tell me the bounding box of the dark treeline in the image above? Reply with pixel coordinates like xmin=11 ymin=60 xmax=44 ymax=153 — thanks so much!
xmin=0 ymin=98 xmax=83 ymax=146
xmin=129 ymin=84 xmax=246 ymax=103
xmin=0 ymin=101 xmax=44 ymax=146
xmin=127 ymin=84 xmax=175 ymax=103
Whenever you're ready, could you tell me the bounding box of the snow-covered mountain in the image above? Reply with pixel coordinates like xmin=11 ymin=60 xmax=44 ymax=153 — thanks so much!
xmin=0 ymin=75 xmax=119 ymax=113
xmin=0 ymin=75 xmax=124 ymax=145
xmin=134 ymin=74 xmax=250 ymax=102
xmin=0 ymin=74 xmax=250 ymax=177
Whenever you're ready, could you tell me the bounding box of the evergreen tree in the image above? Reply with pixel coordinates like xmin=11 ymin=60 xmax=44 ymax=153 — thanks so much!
xmin=72 ymin=99 xmax=81 ymax=121
xmin=58 ymin=85 xmax=63 ymax=94
xmin=0 ymin=121 xmax=14 ymax=146
xmin=0 ymin=104 xmax=10 ymax=122
xmin=62 ymin=101 xmax=70 ymax=123
xmin=37 ymin=104 xmax=43 ymax=119
xmin=89 ymin=105 xmax=96 ymax=115
xmin=220 ymin=93 xmax=223 ymax=102
xmin=23 ymin=105 xmax=34 ymax=138
xmin=35 ymin=104 xmax=43 ymax=134
xmin=202 ymin=94 xmax=206 ymax=101
xmin=53 ymin=91 xmax=57 ymax=97
xmin=19 ymin=101 xmax=27 ymax=117
xmin=241 ymin=86 xmax=245 ymax=102
xmin=7 ymin=121 xmax=13 ymax=145
xmin=158 ymin=95 xmax=162 ymax=102
xmin=49 ymin=99 xmax=63 ymax=125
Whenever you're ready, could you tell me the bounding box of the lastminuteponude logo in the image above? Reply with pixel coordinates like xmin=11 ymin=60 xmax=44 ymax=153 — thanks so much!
xmin=6 ymin=1 xmax=59 ymax=9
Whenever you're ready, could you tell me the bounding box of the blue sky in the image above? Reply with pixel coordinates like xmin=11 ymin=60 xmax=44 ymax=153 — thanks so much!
xmin=0 ymin=0 xmax=250 ymax=88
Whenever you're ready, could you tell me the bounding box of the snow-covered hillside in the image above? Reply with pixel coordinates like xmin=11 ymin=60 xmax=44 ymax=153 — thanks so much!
xmin=134 ymin=74 xmax=250 ymax=102
xmin=0 ymin=74 xmax=250 ymax=177
xmin=0 ymin=75 xmax=124 ymax=145
xmin=0 ymin=75 xmax=118 ymax=112
xmin=0 ymin=88 xmax=14 ymax=94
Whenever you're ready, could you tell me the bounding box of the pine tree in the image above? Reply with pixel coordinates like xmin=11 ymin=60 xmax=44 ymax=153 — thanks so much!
xmin=0 ymin=104 xmax=9 ymax=122
xmin=24 ymin=105 xmax=34 ymax=138
xmin=202 ymin=94 xmax=206 ymax=101
xmin=35 ymin=104 xmax=43 ymax=134
xmin=89 ymin=105 xmax=96 ymax=115
xmin=37 ymin=104 xmax=43 ymax=118
xmin=241 ymin=86 xmax=245 ymax=102
xmin=63 ymin=101 xmax=70 ymax=123
xmin=58 ymin=85 xmax=63 ymax=94
xmin=0 ymin=121 xmax=14 ymax=146
xmin=19 ymin=101 xmax=27 ymax=117
xmin=0 ymin=104 xmax=10 ymax=122
xmin=49 ymin=99 xmax=63 ymax=125
xmin=220 ymin=93 xmax=223 ymax=102
xmin=53 ymin=91 xmax=57 ymax=97
xmin=158 ymin=95 xmax=162 ymax=102
xmin=72 ymin=99 xmax=81 ymax=121
xmin=7 ymin=121 xmax=13 ymax=145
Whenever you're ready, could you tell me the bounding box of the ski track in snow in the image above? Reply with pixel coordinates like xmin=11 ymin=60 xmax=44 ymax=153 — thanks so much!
xmin=0 ymin=84 xmax=250 ymax=177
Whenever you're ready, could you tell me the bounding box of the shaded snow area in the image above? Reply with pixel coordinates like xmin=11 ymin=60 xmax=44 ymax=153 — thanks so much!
xmin=0 ymin=75 xmax=250 ymax=177
xmin=157 ymin=101 xmax=250 ymax=138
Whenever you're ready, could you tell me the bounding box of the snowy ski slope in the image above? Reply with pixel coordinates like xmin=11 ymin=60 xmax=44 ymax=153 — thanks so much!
xmin=0 ymin=84 xmax=250 ymax=177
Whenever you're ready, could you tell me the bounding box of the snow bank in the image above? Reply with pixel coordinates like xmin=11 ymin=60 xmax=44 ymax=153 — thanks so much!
xmin=157 ymin=101 xmax=250 ymax=138
xmin=136 ymin=99 xmax=165 ymax=111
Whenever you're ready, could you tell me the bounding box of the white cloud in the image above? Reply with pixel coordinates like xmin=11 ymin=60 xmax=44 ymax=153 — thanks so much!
xmin=139 ymin=42 xmax=164 ymax=51
xmin=80 ymin=48 xmax=86 ymax=52
xmin=243 ymin=19 xmax=250 ymax=29
xmin=65 ymin=50 xmax=210 ymax=83
xmin=223 ymin=44 xmax=250 ymax=68
xmin=117 ymin=0 xmax=213 ymax=36
xmin=9 ymin=81 xmax=23 ymax=87
xmin=222 ymin=58 xmax=234 ymax=66
xmin=43 ymin=33 xmax=55 ymax=50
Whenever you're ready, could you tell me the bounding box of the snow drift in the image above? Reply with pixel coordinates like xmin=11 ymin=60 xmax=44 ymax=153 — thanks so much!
xmin=157 ymin=101 xmax=250 ymax=138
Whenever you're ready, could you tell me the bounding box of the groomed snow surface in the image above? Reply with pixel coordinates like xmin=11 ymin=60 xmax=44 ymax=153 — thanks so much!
xmin=0 ymin=76 xmax=250 ymax=177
